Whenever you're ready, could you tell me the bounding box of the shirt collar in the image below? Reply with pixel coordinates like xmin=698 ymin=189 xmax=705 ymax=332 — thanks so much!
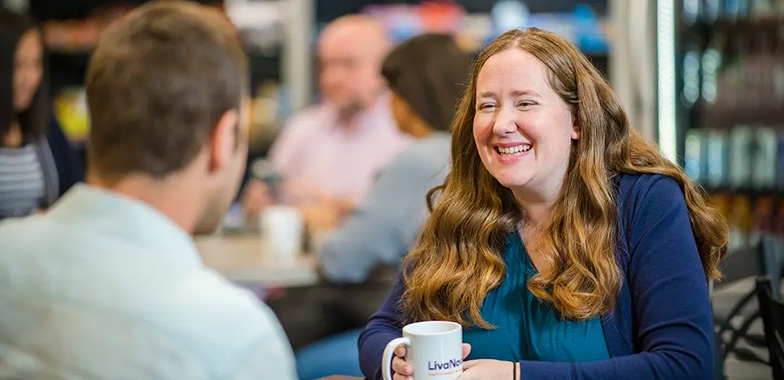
xmin=48 ymin=184 xmax=201 ymax=268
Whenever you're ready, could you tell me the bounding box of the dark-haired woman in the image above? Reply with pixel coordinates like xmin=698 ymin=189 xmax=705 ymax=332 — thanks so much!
xmin=0 ymin=9 xmax=83 ymax=220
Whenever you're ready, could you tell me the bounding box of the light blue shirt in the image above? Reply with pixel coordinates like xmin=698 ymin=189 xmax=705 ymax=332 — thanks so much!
xmin=0 ymin=185 xmax=298 ymax=380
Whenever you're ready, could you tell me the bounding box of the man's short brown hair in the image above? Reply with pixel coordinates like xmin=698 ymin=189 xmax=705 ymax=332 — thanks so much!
xmin=86 ymin=1 xmax=248 ymax=180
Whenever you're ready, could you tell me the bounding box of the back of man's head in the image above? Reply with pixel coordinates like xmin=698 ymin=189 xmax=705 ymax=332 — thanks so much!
xmin=86 ymin=1 xmax=248 ymax=183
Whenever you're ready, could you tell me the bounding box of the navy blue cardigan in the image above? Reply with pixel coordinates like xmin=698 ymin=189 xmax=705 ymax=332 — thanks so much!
xmin=358 ymin=174 xmax=714 ymax=380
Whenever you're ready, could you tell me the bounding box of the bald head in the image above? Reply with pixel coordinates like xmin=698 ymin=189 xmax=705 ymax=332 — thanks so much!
xmin=319 ymin=15 xmax=390 ymax=59
xmin=317 ymin=15 xmax=390 ymax=118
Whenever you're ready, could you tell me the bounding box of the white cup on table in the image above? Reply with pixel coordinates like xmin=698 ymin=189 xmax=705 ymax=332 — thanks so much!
xmin=382 ymin=321 xmax=463 ymax=380
xmin=260 ymin=206 xmax=303 ymax=263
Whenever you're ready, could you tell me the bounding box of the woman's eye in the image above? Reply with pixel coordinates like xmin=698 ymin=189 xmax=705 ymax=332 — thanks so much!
xmin=517 ymin=101 xmax=535 ymax=108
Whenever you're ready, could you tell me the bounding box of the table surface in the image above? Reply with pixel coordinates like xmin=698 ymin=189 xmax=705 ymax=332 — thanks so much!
xmin=196 ymin=234 xmax=318 ymax=288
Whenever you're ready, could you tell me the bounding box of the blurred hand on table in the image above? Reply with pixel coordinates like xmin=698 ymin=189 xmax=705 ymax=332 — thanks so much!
xmin=240 ymin=178 xmax=355 ymax=232
xmin=240 ymin=178 xmax=273 ymax=216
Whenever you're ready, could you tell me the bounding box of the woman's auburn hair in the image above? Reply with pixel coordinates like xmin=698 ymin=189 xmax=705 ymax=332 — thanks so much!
xmin=401 ymin=28 xmax=729 ymax=327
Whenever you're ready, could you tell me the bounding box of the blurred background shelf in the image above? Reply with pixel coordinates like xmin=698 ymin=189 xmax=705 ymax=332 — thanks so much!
xmin=5 ymin=0 xmax=614 ymax=161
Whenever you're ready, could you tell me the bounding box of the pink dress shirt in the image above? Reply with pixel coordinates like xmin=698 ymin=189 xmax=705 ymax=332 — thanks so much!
xmin=268 ymin=92 xmax=412 ymax=203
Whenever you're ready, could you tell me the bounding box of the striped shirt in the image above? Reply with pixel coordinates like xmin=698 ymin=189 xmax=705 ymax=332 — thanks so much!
xmin=0 ymin=144 xmax=45 ymax=219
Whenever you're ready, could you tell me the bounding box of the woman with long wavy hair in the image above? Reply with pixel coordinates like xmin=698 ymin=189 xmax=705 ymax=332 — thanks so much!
xmin=358 ymin=28 xmax=728 ymax=380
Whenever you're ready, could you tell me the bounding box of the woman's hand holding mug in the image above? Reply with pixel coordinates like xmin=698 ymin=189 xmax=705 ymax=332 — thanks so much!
xmin=391 ymin=343 xmax=472 ymax=380
xmin=381 ymin=321 xmax=464 ymax=380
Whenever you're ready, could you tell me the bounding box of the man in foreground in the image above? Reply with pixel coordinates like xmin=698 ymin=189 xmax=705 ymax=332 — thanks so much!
xmin=0 ymin=2 xmax=297 ymax=379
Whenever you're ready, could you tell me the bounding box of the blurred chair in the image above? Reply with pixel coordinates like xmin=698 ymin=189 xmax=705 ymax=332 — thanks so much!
xmin=755 ymin=276 xmax=784 ymax=380
xmin=715 ymin=242 xmax=766 ymax=362
xmin=712 ymin=236 xmax=784 ymax=379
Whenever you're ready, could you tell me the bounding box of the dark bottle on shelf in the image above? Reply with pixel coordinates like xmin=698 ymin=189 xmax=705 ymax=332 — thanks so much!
xmin=771 ymin=24 xmax=784 ymax=104
xmin=756 ymin=24 xmax=777 ymax=111
xmin=710 ymin=193 xmax=731 ymax=220
xmin=718 ymin=22 xmax=744 ymax=110
xmin=773 ymin=201 xmax=784 ymax=265
xmin=744 ymin=26 xmax=768 ymax=110
xmin=736 ymin=22 xmax=755 ymax=110
xmin=749 ymin=196 xmax=774 ymax=248
xmin=729 ymin=195 xmax=753 ymax=251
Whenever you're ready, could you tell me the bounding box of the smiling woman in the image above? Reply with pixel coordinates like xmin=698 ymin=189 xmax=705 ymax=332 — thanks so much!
xmin=359 ymin=28 xmax=729 ymax=380
xmin=473 ymin=48 xmax=578 ymax=201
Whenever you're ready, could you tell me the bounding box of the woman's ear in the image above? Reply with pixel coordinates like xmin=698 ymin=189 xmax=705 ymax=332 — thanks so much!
xmin=570 ymin=112 xmax=580 ymax=140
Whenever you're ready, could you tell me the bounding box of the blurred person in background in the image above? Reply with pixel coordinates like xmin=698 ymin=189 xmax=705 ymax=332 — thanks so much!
xmin=0 ymin=2 xmax=296 ymax=379
xmin=0 ymin=8 xmax=83 ymax=220
xmin=319 ymin=33 xmax=471 ymax=284
xmin=286 ymin=33 xmax=473 ymax=380
xmin=360 ymin=28 xmax=728 ymax=380
xmin=241 ymin=14 xmax=411 ymax=230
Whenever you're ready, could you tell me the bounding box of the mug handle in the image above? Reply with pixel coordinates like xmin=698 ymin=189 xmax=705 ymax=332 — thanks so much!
xmin=382 ymin=337 xmax=411 ymax=380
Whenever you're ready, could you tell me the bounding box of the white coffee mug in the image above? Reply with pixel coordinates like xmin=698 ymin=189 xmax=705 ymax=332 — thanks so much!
xmin=260 ymin=206 xmax=303 ymax=261
xmin=382 ymin=321 xmax=463 ymax=380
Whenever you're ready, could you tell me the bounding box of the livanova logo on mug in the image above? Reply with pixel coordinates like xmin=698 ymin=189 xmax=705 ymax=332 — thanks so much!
xmin=382 ymin=321 xmax=463 ymax=380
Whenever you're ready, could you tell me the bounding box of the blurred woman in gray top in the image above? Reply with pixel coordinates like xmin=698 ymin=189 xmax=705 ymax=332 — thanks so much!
xmin=287 ymin=32 xmax=473 ymax=380
xmin=319 ymin=33 xmax=473 ymax=283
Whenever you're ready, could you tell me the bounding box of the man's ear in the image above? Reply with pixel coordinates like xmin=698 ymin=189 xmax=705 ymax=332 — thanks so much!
xmin=208 ymin=109 xmax=239 ymax=173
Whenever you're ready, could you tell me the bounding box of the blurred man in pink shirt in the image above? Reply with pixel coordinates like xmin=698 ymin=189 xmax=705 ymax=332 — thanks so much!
xmin=243 ymin=15 xmax=411 ymax=228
